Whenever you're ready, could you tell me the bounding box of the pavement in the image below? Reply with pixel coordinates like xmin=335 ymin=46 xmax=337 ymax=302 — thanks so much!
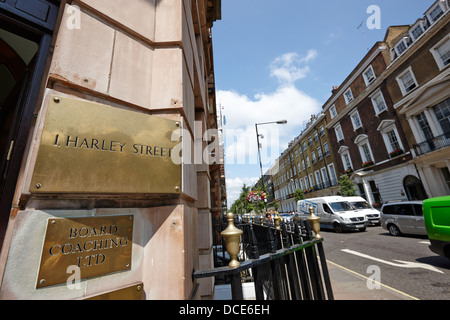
xmin=326 ymin=259 xmax=418 ymax=300
xmin=214 ymin=259 xmax=418 ymax=300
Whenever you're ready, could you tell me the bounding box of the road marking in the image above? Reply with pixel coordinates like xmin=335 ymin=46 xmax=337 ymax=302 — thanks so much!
xmin=419 ymin=240 xmax=430 ymax=245
xmin=326 ymin=260 xmax=419 ymax=300
xmin=341 ymin=249 xmax=444 ymax=274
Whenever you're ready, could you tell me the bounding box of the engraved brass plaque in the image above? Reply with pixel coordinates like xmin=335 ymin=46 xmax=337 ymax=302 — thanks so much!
xmin=30 ymin=95 xmax=181 ymax=194
xmin=86 ymin=283 xmax=144 ymax=300
xmin=36 ymin=215 xmax=133 ymax=288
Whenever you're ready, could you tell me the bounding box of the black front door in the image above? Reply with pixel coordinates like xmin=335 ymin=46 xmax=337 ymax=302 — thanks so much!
xmin=0 ymin=0 xmax=60 ymax=251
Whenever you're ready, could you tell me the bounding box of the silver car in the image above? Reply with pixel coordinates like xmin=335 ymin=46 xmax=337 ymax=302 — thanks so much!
xmin=380 ymin=201 xmax=426 ymax=236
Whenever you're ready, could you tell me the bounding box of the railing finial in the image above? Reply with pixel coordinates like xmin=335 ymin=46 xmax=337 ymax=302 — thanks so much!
xmin=221 ymin=212 xmax=243 ymax=268
xmin=307 ymin=207 xmax=322 ymax=239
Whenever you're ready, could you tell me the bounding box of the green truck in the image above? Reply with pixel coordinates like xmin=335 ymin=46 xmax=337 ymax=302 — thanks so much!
xmin=423 ymin=196 xmax=450 ymax=260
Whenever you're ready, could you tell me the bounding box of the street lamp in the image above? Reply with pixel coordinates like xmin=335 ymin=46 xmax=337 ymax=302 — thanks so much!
xmin=255 ymin=120 xmax=288 ymax=188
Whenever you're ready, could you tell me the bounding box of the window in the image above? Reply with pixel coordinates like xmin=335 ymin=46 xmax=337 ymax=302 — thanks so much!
xmin=317 ymin=146 xmax=323 ymax=160
xmin=338 ymin=146 xmax=353 ymax=171
xmin=363 ymin=65 xmax=376 ymax=86
xmin=361 ymin=143 xmax=373 ymax=163
xmin=334 ymin=124 xmax=344 ymax=142
xmin=306 ymin=156 xmax=310 ymax=168
xmin=314 ymin=171 xmax=322 ymax=188
xmin=370 ymin=90 xmax=387 ymax=114
xmin=303 ymin=141 xmax=307 ymax=151
xmin=319 ymin=125 xmax=325 ymax=136
xmin=312 ymin=151 xmax=317 ymax=164
xmin=329 ymin=105 xmax=337 ymax=119
xmin=430 ymin=35 xmax=450 ymax=70
xmin=410 ymin=23 xmax=424 ymax=40
xmin=377 ymin=119 xmax=405 ymax=156
xmin=343 ymin=153 xmax=352 ymax=170
xmin=308 ymin=174 xmax=314 ymax=188
xmin=386 ymin=130 xmax=401 ymax=152
xmin=350 ymin=109 xmax=362 ymax=130
xmin=323 ymin=142 xmax=330 ymax=156
xmin=394 ymin=39 xmax=408 ymax=56
xmin=327 ymin=163 xmax=338 ymax=185
xmin=427 ymin=2 xmax=445 ymax=23
xmin=416 ymin=112 xmax=434 ymax=141
xmin=433 ymin=98 xmax=450 ymax=136
xmin=321 ymin=167 xmax=329 ymax=187
xmin=302 ymin=159 xmax=305 ymax=171
xmin=308 ymin=136 xmax=312 ymax=146
xmin=313 ymin=131 xmax=319 ymax=141
xmin=396 ymin=67 xmax=418 ymax=96
xmin=355 ymin=134 xmax=375 ymax=165
xmin=344 ymin=88 xmax=354 ymax=105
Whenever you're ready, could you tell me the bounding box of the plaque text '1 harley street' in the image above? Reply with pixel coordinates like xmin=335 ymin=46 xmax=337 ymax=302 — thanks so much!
xmin=36 ymin=215 xmax=134 ymax=288
xmin=30 ymin=95 xmax=181 ymax=194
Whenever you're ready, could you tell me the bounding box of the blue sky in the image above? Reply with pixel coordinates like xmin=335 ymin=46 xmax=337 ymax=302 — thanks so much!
xmin=212 ymin=0 xmax=436 ymax=206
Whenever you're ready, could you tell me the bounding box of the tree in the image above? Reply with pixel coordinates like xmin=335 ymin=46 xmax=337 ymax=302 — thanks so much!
xmin=294 ymin=188 xmax=305 ymax=201
xmin=230 ymin=184 xmax=252 ymax=214
xmin=338 ymin=174 xmax=357 ymax=196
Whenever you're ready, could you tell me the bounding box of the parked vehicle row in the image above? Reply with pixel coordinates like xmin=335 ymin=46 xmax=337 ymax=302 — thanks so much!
xmin=296 ymin=196 xmax=380 ymax=233
xmin=295 ymin=195 xmax=450 ymax=260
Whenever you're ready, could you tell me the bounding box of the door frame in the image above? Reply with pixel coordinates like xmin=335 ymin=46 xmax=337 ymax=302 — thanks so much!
xmin=0 ymin=1 xmax=60 ymax=252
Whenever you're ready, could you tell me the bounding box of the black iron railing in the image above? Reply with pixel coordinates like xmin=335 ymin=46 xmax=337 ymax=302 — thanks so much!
xmin=413 ymin=133 xmax=450 ymax=156
xmin=193 ymin=216 xmax=334 ymax=300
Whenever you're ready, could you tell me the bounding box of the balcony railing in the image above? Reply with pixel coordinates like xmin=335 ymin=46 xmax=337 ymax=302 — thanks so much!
xmin=413 ymin=133 xmax=450 ymax=156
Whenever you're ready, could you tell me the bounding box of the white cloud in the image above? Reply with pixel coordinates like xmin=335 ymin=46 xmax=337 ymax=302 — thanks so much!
xmin=270 ymin=50 xmax=318 ymax=85
xmin=217 ymin=50 xmax=322 ymax=207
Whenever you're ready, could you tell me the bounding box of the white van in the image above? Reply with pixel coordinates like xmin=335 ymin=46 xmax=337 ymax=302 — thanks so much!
xmin=297 ymin=196 xmax=368 ymax=233
xmin=345 ymin=196 xmax=380 ymax=225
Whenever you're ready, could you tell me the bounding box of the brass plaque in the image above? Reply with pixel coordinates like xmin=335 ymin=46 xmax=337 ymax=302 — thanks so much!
xmin=37 ymin=215 xmax=133 ymax=288
xmin=30 ymin=95 xmax=181 ymax=194
xmin=86 ymin=283 xmax=144 ymax=300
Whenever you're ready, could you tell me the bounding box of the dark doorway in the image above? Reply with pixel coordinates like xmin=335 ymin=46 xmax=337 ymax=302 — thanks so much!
xmin=403 ymin=175 xmax=427 ymax=201
xmin=0 ymin=1 xmax=60 ymax=251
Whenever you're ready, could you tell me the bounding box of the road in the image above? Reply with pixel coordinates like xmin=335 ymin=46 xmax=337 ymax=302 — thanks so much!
xmin=321 ymin=225 xmax=450 ymax=300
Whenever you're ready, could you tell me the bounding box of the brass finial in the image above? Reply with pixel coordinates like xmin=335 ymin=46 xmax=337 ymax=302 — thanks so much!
xmin=273 ymin=212 xmax=281 ymax=230
xmin=221 ymin=212 xmax=243 ymax=268
xmin=307 ymin=207 xmax=321 ymax=239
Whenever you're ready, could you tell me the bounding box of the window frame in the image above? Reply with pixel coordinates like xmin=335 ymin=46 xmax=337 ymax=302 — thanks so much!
xmin=394 ymin=38 xmax=409 ymax=57
xmin=344 ymin=88 xmax=354 ymax=105
xmin=426 ymin=1 xmax=446 ymax=24
xmin=362 ymin=65 xmax=376 ymax=87
xmin=334 ymin=124 xmax=344 ymax=142
xmin=355 ymin=135 xmax=375 ymax=165
xmin=430 ymin=33 xmax=450 ymax=71
xmin=377 ymin=120 xmax=405 ymax=155
xmin=409 ymin=20 xmax=426 ymax=41
xmin=329 ymin=104 xmax=337 ymax=119
xmin=370 ymin=89 xmax=388 ymax=115
xmin=350 ymin=109 xmax=363 ymax=130
xmin=396 ymin=66 xmax=419 ymax=96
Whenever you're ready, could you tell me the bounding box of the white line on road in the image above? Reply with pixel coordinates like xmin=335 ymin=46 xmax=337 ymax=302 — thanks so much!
xmin=341 ymin=249 xmax=444 ymax=274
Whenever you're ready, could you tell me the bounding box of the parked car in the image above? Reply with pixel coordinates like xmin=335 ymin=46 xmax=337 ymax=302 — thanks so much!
xmin=380 ymin=201 xmax=426 ymax=236
xmin=423 ymin=196 xmax=450 ymax=260
xmin=345 ymin=196 xmax=380 ymax=225
xmin=297 ymin=196 xmax=368 ymax=233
